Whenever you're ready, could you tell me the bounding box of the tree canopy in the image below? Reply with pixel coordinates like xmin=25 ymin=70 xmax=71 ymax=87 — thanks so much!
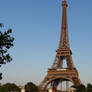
xmin=0 ymin=83 xmax=20 ymax=92
xmin=25 ymin=82 xmax=38 ymax=92
xmin=0 ymin=23 xmax=14 ymax=79
xmin=72 ymin=83 xmax=92 ymax=92
xmin=87 ymin=83 xmax=92 ymax=92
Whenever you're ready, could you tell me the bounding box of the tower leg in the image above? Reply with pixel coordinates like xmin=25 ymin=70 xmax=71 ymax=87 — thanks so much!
xmin=60 ymin=81 xmax=62 ymax=92
xmin=66 ymin=81 xmax=69 ymax=91
xmin=56 ymin=57 xmax=63 ymax=68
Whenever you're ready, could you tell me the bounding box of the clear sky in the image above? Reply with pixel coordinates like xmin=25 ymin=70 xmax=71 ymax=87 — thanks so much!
xmin=0 ymin=0 xmax=92 ymax=86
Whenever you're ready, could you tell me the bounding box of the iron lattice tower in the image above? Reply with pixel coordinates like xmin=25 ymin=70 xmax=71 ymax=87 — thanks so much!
xmin=39 ymin=0 xmax=82 ymax=92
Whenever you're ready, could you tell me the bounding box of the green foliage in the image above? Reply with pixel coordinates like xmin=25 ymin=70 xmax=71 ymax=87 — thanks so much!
xmin=0 ymin=27 xmax=14 ymax=65
xmin=0 ymin=23 xmax=4 ymax=27
xmin=0 ymin=83 xmax=20 ymax=92
xmin=72 ymin=84 xmax=92 ymax=92
xmin=72 ymin=84 xmax=86 ymax=92
xmin=0 ymin=85 xmax=4 ymax=92
xmin=0 ymin=23 xmax=14 ymax=79
xmin=87 ymin=83 xmax=92 ymax=92
xmin=25 ymin=82 xmax=38 ymax=92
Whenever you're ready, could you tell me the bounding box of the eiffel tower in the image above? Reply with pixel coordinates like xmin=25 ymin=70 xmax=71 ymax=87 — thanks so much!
xmin=39 ymin=0 xmax=82 ymax=91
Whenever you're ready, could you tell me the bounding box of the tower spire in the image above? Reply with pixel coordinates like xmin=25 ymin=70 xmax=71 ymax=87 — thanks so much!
xmin=59 ymin=0 xmax=70 ymax=49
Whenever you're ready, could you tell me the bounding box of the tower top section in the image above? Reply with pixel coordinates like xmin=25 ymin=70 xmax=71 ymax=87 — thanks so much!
xmin=58 ymin=0 xmax=70 ymax=49
xmin=62 ymin=0 xmax=68 ymax=7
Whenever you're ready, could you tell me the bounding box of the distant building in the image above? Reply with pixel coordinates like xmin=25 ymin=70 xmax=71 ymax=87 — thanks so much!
xmin=69 ymin=88 xmax=76 ymax=92
xmin=48 ymin=86 xmax=56 ymax=92
xmin=21 ymin=87 xmax=25 ymax=92
xmin=19 ymin=86 xmax=25 ymax=92
xmin=49 ymin=88 xmax=53 ymax=92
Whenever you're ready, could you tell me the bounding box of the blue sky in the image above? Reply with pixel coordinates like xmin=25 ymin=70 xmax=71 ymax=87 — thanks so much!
xmin=0 ymin=0 xmax=92 ymax=86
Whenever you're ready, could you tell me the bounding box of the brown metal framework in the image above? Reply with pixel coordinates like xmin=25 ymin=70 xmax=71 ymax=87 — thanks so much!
xmin=39 ymin=0 xmax=82 ymax=92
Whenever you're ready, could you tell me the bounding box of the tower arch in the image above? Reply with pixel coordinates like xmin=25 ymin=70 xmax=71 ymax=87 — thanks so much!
xmin=44 ymin=76 xmax=75 ymax=90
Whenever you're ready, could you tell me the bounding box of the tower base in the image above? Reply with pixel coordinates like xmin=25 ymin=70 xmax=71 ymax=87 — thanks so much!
xmin=39 ymin=68 xmax=81 ymax=92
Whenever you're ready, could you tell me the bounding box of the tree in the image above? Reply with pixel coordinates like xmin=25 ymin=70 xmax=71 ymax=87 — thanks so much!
xmin=0 ymin=83 xmax=20 ymax=92
xmin=25 ymin=82 xmax=38 ymax=92
xmin=0 ymin=85 xmax=4 ymax=92
xmin=0 ymin=23 xmax=14 ymax=79
xmin=72 ymin=84 xmax=86 ymax=92
xmin=87 ymin=83 xmax=92 ymax=92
